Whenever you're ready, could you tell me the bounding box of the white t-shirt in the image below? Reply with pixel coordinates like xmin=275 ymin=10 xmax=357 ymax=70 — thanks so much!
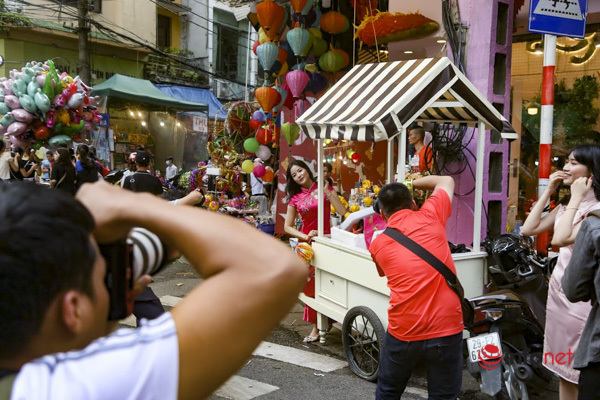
xmin=0 ymin=151 xmax=11 ymax=180
xmin=11 ymin=313 xmax=179 ymax=400
xmin=166 ymin=164 xmax=178 ymax=180
xmin=250 ymin=173 xmax=264 ymax=196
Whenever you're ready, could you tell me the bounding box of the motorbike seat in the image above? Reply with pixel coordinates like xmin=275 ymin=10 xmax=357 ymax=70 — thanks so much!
xmin=470 ymin=289 xmax=526 ymax=305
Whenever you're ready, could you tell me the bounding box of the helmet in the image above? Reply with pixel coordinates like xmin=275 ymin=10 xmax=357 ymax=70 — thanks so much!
xmin=128 ymin=152 xmax=137 ymax=163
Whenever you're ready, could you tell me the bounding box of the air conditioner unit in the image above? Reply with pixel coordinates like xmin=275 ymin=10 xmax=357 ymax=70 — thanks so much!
xmin=214 ymin=81 xmax=230 ymax=99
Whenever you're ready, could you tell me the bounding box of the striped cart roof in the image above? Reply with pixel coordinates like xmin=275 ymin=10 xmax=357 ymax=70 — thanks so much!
xmin=296 ymin=57 xmax=517 ymax=142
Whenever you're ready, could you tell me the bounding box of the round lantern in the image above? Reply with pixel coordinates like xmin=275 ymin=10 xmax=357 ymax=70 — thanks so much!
xmin=249 ymin=118 xmax=262 ymax=130
xmin=286 ymin=28 xmax=310 ymax=57
xmin=253 ymin=110 xmax=265 ymax=122
xmin=310 ymin=37 xmax=328 ymax=57
xmin=280 ymin=84 xmax=295 ymax=109
xmin=319 ymin=11 xmax=346 ymax=34
xmin=272 ymin=86 xmax=288 ymax=115
xmin=253 ymin=164 xmax=266 ymax=178
xmin=281 ymin=122 xmax=300 ymax=146
xmin=254 ymin=86 xmax=281 ymax=114
xmin=332 ymin=47 xmax=350 ymax=68
xmin=262 ymin=168 xmax=274 ymax=182
xmin=285 ymin=70 xmax=310 ymax=98
xmin=318 ymin=51 xmax=344 ymax=73
xmin=351 ymin=152 xmax=360 ymax=163
xmin=256 ymin=127 xmax=272 ymax=145
xmin=257 ymin=43 xmax=279 ymax=71
xmin=252 ymin=39 xmax=260 ymax=55
xmin=256 ymin=144 xmax=272 ymax=161
xmin=243 ymin=137 xmax=260 ymax=153
xmin=242 ymin=159 xmax=255 ymax=173
xmin=257 ymin=0 xmax=285 ymax=40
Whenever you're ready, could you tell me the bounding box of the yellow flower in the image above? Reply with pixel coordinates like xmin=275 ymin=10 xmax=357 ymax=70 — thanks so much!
xmin=363 ymin=197 xmax=373 ymax=206
xmin=373 ymin=185 xmax=380 ymax=195
xmin=362 ymin=179 xmax=371 ymax=188
xmin=350 ymin=205 xmax=361 ymax=213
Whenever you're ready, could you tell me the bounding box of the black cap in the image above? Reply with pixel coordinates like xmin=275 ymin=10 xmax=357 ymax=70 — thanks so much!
xmin=136 ymin=150 xmax=150 ymax=166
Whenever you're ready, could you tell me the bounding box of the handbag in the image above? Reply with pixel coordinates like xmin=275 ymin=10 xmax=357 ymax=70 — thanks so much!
xmin=383 ymin=227 xmax=474 ymax=326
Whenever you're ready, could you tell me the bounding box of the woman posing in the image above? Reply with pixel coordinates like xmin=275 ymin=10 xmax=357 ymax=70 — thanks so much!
xmin=284 ymin=160 xmax=347 ymax=343
xmin=75 ymin=144 xmax=101 ymax=190
xmin=521 ymin=145 xmax=600 ymax=400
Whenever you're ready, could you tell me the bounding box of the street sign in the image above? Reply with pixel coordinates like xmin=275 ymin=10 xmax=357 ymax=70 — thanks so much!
xmin=529 ymin=0 xmax=588 ymax=38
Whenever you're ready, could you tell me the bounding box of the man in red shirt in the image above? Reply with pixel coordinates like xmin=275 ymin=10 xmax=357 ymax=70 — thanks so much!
xmin=370 ymin=175 xmax=463 ymax=400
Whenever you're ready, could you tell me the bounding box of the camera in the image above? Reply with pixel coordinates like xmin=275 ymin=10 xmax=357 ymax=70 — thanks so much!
xmin=10 ymin=151 xmax=15 ymax=158
xmin=100 ymin=228 xmax=169 ymax=320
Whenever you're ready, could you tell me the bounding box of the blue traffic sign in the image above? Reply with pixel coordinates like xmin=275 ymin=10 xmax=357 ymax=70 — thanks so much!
xmin=529 ymin=0 xmax=588 ymax=38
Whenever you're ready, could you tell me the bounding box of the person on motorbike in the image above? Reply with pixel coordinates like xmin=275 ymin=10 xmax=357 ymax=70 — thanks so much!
xmin=521 ymin=145 xmax=600 ymax=400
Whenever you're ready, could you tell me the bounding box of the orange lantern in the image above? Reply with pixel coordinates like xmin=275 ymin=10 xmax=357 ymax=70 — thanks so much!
xmin=257 ymin=0 xmax=286 ymax=40
xmin=320 ymin=11 xmax=346 ymax=34
xmin=262 ymin=168 xmax=275 ymax=182
xmin=256 ymin=127 xmax=273 ymax=145
xmin=290 ymin=0 xmax=307 ymax=14
xmin=254 ymin=86 xmax=281 ymax=114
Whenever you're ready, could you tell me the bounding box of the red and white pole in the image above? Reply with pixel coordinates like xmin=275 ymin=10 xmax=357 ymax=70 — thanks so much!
xmin=537 ymin=34 xmax=556 ymax=255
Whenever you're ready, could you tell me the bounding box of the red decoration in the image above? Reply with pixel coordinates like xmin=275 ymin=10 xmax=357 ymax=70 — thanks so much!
xmin=253 ymin=40 xmax=260 ymax=55
xmin=35 ymin=126 xmax=50 ymax=139
xmin=250 ymin=118 xmax=262 ymax=130
xmin=352 ymin=152 xmax=360 ymax=163
xmin=256 ymin=127 xmax=273 ymax=145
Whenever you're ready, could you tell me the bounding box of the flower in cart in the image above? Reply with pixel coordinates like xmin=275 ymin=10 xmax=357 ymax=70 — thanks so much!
xmin=373 ymin=185 xmax=381 ymax=196
xmin=363 ymin=196 xmax=373 ymax=206
xmin=362 ymin=179 xmax=371 ymax=189
xmin=350 ymin=204 xmax=361 ymax=213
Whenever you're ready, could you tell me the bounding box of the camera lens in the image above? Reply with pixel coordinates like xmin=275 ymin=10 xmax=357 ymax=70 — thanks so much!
xmin=128 ymin=227 xmax=167 ymax=278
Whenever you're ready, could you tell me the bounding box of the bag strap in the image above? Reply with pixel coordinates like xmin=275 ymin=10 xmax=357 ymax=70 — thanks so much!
xmin=56 ymin=172 xmax=67 ymax=187
xmin=0 ymin=373 xmax=16 ymax=400
xmin=383 ymin=227 xmax=458 ymax=285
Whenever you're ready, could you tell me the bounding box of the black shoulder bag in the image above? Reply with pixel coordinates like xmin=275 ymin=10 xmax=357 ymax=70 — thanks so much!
xmin=383 ymin=227 xmax=474 ymax=326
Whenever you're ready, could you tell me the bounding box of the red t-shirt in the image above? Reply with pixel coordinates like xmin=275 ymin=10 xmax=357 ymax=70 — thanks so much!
xmin=369 ymin=189 xmax=463 ymax=341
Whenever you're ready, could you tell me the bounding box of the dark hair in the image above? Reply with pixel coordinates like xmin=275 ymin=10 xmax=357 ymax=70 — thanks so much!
xmin=88 ymin=146 xmax=98 ymax=161
xmin=569 ymin=145 xmax=600 ymax=200
xmin=13 ymin=147 xmax=24 ymax=156
xmin=285 ymin=160 xmax=314 ymax=200
xmin=323 ymin=162 xmax=332 ymax=173
xmin=0 ymin=183 xmax=96 ymax=359
xmin=55 ymin=147 xmax=72 ymax=167
xmin=377 ymin=182 xmax=414 ymax=217
xmin=46 ymin=151 xmax=53 ymax=156
xmin=77 ymin=144 xmax=94 ymax=169
xmin=0 ymin=140 xmax=4 ymax=152
xmin=409 ymin=126 xmax=425 ymax=141
xmin=167 ymin=156 xmax=174 ymax=162
xmin=24 ymin=146 xmax=41 ymax=164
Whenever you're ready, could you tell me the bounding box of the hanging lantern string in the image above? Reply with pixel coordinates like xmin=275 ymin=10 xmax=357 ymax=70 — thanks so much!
xmin=352 ymin=0 xmax=357 ymax=67
xmin=367 ymin=1 xmax=380 ymax=63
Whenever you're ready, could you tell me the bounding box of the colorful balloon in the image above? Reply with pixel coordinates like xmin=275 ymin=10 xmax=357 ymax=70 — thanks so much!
xmin=256 ymin=145 xmax=272 ymax=161
xmin=253 ymin=164 xmax=266 ymax=178
xmin=243 ymin=137 xmax=260 ymax=153
xmin=11 ymin=109 xmax=33 ymax=123
xmin=262 ymin=168 xmax=274 ymax=182
xmin=242 ymin=159 xmax=255 ymax=173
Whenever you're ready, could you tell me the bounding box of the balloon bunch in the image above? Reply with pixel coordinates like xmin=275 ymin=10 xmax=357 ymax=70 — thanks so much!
xmin=0 ymin=60 xmax=101 ymax=149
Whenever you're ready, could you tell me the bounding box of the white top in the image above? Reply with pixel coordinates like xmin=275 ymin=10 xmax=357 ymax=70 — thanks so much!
xmin=166 ymin=164 xmax=178 ymax=180
xmin=0 ymin=151 xmax=11 ymax=180
xmin=250 ymin=173 xmax=264 ymax=196
xmin=11 ymin=313 xmax=179 ymax=400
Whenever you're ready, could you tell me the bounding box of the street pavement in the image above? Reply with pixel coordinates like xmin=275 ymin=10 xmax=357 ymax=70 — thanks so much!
xmin=119 ymin=257 xmax=560 ymax=400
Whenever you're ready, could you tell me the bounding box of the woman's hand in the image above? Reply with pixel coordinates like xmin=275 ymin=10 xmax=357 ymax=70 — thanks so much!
xmin=306 ymin=229 xmax=318 ymax=241
xmin=570 ymin=176 xmax=593 ymax=203
xmin=548 ymin=171 xmax=567 ymax=192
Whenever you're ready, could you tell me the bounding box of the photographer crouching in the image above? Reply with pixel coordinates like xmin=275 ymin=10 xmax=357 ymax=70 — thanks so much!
xmin=0 ymin=181 xmax=306 ymax=399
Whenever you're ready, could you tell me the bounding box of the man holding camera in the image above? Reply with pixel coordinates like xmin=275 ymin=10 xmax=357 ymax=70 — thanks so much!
xmin=0 ymin=182 xmax=306 ymax=399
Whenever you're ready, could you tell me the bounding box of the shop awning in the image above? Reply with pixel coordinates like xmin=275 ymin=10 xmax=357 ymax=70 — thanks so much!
xmin=91 ymin=74 xmax=208 ymax=112
xmin=296 ymin=57 xmax=517 ymax=142
xmin=155 ymin=85 xmax=227 ymax=120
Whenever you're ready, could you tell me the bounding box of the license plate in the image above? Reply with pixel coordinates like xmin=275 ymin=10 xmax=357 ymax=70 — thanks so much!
xmin=466 ymin=332 xmax=502 ymax=363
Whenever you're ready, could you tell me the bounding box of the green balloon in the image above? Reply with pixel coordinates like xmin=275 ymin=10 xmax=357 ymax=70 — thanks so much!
xmin=243 ymin=138 xmax=260 ymax=154
xmin=48 ymin=134 xmax=72 ymax=148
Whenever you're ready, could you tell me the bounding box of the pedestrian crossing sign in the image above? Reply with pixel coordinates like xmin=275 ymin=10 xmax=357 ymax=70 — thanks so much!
xmin=529 ymin=0 xmax=588 ymax=38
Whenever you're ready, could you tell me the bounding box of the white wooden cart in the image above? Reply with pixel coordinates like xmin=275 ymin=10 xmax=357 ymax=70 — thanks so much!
xmin=295 ymin=57 xmax=517 ymax=381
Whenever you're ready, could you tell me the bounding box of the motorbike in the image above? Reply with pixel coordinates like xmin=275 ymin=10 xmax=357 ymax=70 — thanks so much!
xmin=465 ymin=234 xmax=554 ymax=400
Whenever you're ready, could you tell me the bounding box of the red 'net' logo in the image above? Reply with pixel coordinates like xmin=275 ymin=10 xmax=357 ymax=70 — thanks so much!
xmin=478 ymin=344 xmax=502 ymax=370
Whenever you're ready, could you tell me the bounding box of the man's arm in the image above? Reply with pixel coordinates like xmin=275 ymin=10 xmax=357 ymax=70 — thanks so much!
xmin=412 ymin=175 xmax=455 ymax=202
xmin=562 ymin=217 xmax=600 ymax=303
xmin=76 ymin=182 xmax=307 ymax=400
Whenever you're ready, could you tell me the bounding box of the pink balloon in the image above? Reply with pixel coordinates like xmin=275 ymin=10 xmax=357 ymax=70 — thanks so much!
xmin=285 ymin=70 xmax=309 ymax=98
xmin=2 ymin=80 xmax=13 ymax=95
xmin=11 ymin=108 xmax=33 ymax=123
xmin=7 ymin=121 xmax=27 ymax=136
xmin=35 ymin=74 xmax=46 ymax=87
xmin=253 ymin=164 xmax=266 ymax=178
xmin=0 ymin=125 xmax=7 ymax=135
xmin=10 ymin=135 xmax=31 ymax=148
xmin=4 ymin=95 xmax=20 ymax=109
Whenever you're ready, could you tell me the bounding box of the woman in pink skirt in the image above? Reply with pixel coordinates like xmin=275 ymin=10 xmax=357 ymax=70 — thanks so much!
xmin=522 ymin=145 xmax=600 ymax=400
xmin=284 ymin=160 xmax=347 ymax=343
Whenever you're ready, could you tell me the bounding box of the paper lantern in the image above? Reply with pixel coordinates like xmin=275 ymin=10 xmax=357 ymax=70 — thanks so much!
xmin=306 ymin=72 xmax=328 ymax=94
xmin=262 ymin=168 xmax=274 ymax=182
xmin=290 ymin=0 xmax=307 ymax=14
xmin=272 ymin=86 xmax=288 ymax=115
xmin=254 ymin=86 xmax=281 ymax=114
xmin=253 ymin=164 xmax=266 ymax=178
xmin=249 ymin=118 xmax=262 ymax=130
xmin=257 ymin=0 xmax=285 ymax=40
xmin=318 ymin=51 xmax=344 ymax=73
xmin=310 ymin=37 xmax=328 ymax=57
xmin=253 ymin=39 xmax=260 ymax=55
xmin=319 ymin=11 xmax=346 ymax=34
xmin=243 ymin=137 xmax=260 ymax=153
xmin=286 ymin=28 xmax=310 ymax=57
xmin=280 ymin=84 xmax=294 ymax=109
xmin=281 ymin=122 xmax=300 ymax=146
xmin=331 ymin=47 xmax=350 ymax=68
xmin=242 ymin=159 xmax=255 ymax=173
xmin=285 ymin=70 xmax=309 ymax=98
xmin=256 ymin=145 xmax=272 ymax=161
xmin=352 ymin=152 xmax=360 ymax=163
xmin=258 ymin=27 xmax=270 ymax=44
xmin=256 ymin=127 xmax=272 ymax=145
xmin=257 ymin=43 xmax=279 ymax=71
xmin=300 ymin=31 xmax=315 ymax=57
xmin=277 ymin=46 xmax=288 ymax=64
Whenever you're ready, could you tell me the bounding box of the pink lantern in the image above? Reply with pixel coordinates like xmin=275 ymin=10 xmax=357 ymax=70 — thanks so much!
xmin=285 ymin=70 xmax=309 ymax=99
xmin=253 ymin=164 xmax=266 ymax=178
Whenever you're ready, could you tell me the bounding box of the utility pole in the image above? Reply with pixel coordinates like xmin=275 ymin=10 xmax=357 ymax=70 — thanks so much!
xmin=77 ymin=0 xmax=91 ymax=85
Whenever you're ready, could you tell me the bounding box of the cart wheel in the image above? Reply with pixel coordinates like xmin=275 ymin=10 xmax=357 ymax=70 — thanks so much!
xmin=342 ymin=306 xmax=385 ymax=382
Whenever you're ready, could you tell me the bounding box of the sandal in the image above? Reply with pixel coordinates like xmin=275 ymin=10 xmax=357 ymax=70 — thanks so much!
xmin=302 ymin=335 xmax=319 ymax=343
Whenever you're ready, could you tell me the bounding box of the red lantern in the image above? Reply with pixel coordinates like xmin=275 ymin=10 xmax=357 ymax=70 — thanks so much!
xmin=250 ymin=118 xmax=262 ymax=130
xmin=253 ymin=39 xmax=260 ymax=55
xmin=320 ymin=11 xmax=346 ymax=34
xmin=254 ymin=86 xmax=281 ymax=114
xmin=351 ymin=152 xmax=360 ymax=163
xmin=257 ymin=0 xmax=285 ymax=40
xmin=256 ymin=127 xmax=273 ymax=145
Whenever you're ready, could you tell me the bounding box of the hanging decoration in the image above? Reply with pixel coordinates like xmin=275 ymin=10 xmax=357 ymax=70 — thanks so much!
xmin=355 ymin=11 xmax=440 ymax=47
xmin=319 ymin=10 xmax=348 ymax=34
xmin=256 ymin=43 xmax=280 ymax=72
xmin=254 ymin=86 xmax=281 ymax=114
xmin=285 ymin=70 xmax=310 ymax=98
xmin=350 ymin=0 xmax=378 ymax=23
xmin=256 ymin=0 xmax=286 ymax=41
xmin=281 ymin=122 xmax=300 ymax=146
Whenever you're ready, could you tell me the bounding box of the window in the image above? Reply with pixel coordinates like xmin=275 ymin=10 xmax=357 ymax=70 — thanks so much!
xmin=214 ymin=22 xmax=239 ymax=81
xmin=157 ymin=14 xmax=171 ymax=49
xmin=212 ymin=9 xmax=249 ymax=84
